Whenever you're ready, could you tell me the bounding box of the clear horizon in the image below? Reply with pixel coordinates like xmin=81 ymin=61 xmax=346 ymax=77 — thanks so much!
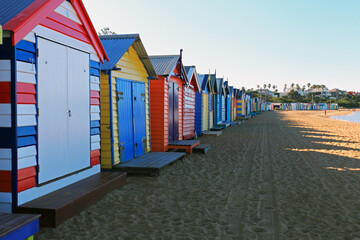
xmin=83 ymin=0 xmax=360 ymax=92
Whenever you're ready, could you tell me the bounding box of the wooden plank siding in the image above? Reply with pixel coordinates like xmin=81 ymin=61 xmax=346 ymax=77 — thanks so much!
xmin=202 ymin=93 xmax=209 ymax=132
xmin=183 ymin=86 xmax=196 ymax=139
xmin=111 ymin=45 xmax=151 ymax=164
xmin=10 ymin=0 xmax=103 ymax=208
xmin=101 ymin=46 xmax=151 ymax=167
xmin=100 ymin=71 xmax=112 ymax=169
xmin=150 ymin=77 xmax=167 ymax=151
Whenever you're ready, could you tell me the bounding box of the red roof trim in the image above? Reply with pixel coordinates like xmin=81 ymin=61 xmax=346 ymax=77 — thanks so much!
xmin=71 ymin=0 xmax=109 ymax=62
xmin=3 ymin=0 xmax=108 ymax=62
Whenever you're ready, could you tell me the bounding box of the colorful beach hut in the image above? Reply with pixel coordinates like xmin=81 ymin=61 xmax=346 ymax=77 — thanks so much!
xmin=209 ymin=74 xmax=216 ymax=129
xmin=214 ymin=78 xmax=226 ymax=125
xmin=196 ymin=74 xmax=212 ymax=136
xmin=224 ymin=81 xmax=231 ymax=122
xmin=99 ymin=34 xmax=157 ymax=168
xmin=231 ymin=88 xmax=236 ymax=121
xmin=184 ymin=66 xmax=201 ymax=139
xmin=149 ymin=53 xmax=189 ymax=151
xmin=0 ymin=0 xmax=129 ymax=226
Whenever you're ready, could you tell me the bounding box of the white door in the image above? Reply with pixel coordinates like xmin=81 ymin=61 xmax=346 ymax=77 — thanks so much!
xmin=67 ymin=47 xmax=90 ymax=172
xmin=38 ymin=38 xmax=90 ymax=184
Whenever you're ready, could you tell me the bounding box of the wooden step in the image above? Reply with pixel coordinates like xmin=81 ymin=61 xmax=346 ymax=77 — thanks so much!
xmin=210 ymin=126 xmax=225 ymax=131
xmin=218 ymin=122 xmax=230 ymax=127
xmin=193 ymin=144 xmax=211 ymax=154
xmin=16 ymin=172 xmax=127 ymax=228
xmin=203 ymin=131 xmax=222 ymax=137
xmin=168 ymin=140 xmax=200 ymax=154
xmin=114 ymin=152 xmax=186 ymax=176
xmin=229 ymin=121 xmax=239 ymax=126
xmin=0 ymin=213 xmax=40 ymax=240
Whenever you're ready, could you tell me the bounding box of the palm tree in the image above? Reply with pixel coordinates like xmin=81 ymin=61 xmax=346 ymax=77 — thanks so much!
xmin=257 ymin=85 xmax=260 ymax=90
xmin=291 ymin=83 xmax=295 ymax=89
xmin=296 ymin=84 xmax=300 ymax=90
xmin=272 ymin=85 xmax=276 ymax=91
xmin=263 ymin=84 xmax=267 ymax=90
xmin=302 ymin=85 xmax=306 ymax=92
xmin=268 ymin=83 xmax=271 ymax=89
xmin=284 ymin=84 xmax=287 ymax=92
xmin=307 ymin=83 xmax=311 ymax=89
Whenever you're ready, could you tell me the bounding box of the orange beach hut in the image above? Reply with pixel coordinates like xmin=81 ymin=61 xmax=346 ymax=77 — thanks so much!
xmin=149 ymin=52 xmax=189 ymax=152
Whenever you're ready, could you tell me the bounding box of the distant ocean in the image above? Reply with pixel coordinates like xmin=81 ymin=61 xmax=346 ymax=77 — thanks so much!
xmin=331 ymin=111 xmax=360 ymax=124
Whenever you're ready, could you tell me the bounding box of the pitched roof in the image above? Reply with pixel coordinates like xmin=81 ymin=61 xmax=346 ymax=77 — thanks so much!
xmin=149 ymin=55 xmax=180 ymax=76
xmin=224 ymin=81 xmax=231 ymax=95
xmin=209 ymin=74 xmax=217 ymax=93
xmin=1 ymin=0 xmax=108 ymax=62
xmin=100 ymin=34 xmax=157 ymax=78
xmin=216 ymin=78 xmax=225 ymax=94
xmin=197 ymin=74 xmax=210 ymax=91
xmin=184 ymin=66 xmax=201 ymax=92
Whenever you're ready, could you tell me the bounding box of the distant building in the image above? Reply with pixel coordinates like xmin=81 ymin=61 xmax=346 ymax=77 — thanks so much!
xmin=329 ymin=88 xmax=346 ymax=99
xmin=307 ymin=87 xmax=331 ymax=99
xmin=256 ymin=89 xmax=275 ymax=97
xmin=280 ymin=86 xmax=305 ymax=97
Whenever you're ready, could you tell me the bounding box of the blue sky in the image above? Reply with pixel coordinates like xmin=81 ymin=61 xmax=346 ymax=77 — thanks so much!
xmin=84 ymin=0 xmax=360 ymax=91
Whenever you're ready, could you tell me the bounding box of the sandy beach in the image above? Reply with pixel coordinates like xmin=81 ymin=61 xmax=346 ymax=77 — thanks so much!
xmin=37 ymin=111 xmax=360 ymax=239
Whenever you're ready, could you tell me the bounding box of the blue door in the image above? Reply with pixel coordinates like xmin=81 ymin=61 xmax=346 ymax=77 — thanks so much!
xmin=117 ymin=79 xmax=147 ymax=162
xmin=133 ymin=82 xmax=146 ymax=157
xmin=168 ymin=82 xmax=179 ymax=142
xmin=117 ymin=79 xmax=134 ymax=162
xmin=217 ymin=94 xmax=222 ymax=124
xmin=226 ymin=96 xmax=231 ymax=121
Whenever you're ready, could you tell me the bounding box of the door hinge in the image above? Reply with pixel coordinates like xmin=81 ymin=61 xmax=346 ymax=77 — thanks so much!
xmin=37 ymin=49 xmax=39 ymax=57
xmin=37 ymin=108 xmax=39 ymax=116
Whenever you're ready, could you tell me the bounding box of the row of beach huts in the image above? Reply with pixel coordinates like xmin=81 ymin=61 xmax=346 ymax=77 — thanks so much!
xmin=271 ymin=102 xmax=339 ymax=111
xmin=0 ymin=0 xmax=334 ymax=238
xmin=0 ymin=0 xmax=273 ymax=238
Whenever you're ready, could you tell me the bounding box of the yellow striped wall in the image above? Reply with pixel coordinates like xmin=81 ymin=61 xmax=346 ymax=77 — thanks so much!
xmin=202 ymin=93 xmax=208 ymax=131
xmin=111 ymin=45 xmax=151 ymax=165
xmin=100 ymin=71 xmax=112 ymax=169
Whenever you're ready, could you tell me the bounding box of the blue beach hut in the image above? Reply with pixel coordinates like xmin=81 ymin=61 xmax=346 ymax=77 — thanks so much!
xmin=224 ymin=81 xmax=231 ymax=122
xmin=196 ymin=73 xmax=212 ymax=136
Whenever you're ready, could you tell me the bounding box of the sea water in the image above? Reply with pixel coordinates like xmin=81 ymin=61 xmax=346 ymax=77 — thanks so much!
xmin=332 ymin=111 xmax=360 ymax=124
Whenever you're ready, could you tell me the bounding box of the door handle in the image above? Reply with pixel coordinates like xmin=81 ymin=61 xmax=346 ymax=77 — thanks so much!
xmin=67 ymin=110 xmax=71 ymax=117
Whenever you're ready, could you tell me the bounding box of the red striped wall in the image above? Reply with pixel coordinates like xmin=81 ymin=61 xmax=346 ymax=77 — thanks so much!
xmin=183 ymin=86 xmax=196 ymax=139
xmin=17 ymin=83 xmax=36 ymax=104
xmin=91 ymin=149 xmax=100 ymax=166
xmin=40 ymin=12 xmax=91 ymax=44
xmin=0 ymin=167 xmax=37 ymax=193
xmin=91 ymin=90 xmax=100 ymax=105
xmin=0 ymin=82 xmax=11 ymax=103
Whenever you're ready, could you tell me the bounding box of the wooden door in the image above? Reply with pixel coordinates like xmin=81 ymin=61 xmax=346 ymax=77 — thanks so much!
xmin=117 ymin=79 xmax=134 ymax=162
xmin=133 ymin=82 xmax=146 ymax=157
xmin=168 ymin=82 xmax=179 ymax=142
